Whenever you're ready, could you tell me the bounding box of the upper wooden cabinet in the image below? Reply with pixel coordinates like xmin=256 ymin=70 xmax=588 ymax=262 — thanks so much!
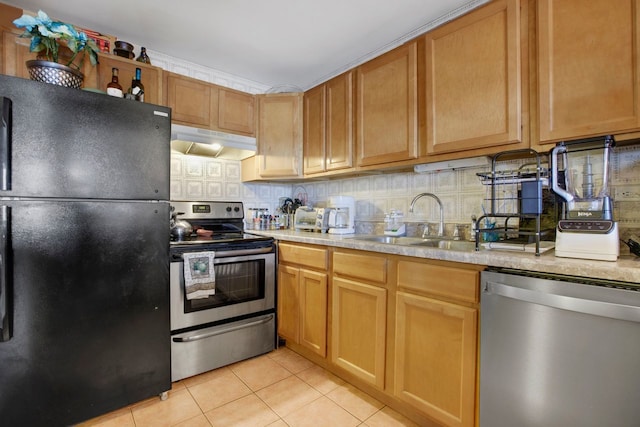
xmin=304 ymin=71 xmax=354 ymax=175
xmin=425 ymin=0 xmax=523 ymax=155
xmin=356 ymin=41 xmax=419 ymax=166
xmin=537 ymin=0 xmax=640 ymax=143
xmin=166 ymin=73 xmax=210 ymax=127
xmin=257 ymin=93 xmax=303 ymax=178
xmin=165 ymin=72 xmax=255 ymax=136
xmin=218 ymin=88 xmax=255 ymax=135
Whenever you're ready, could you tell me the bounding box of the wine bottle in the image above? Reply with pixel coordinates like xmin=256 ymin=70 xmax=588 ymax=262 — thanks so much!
xmin=136 ymin=47 xmax=151 ymax=64
xmin=106 ymin=67 xmax=123 ymax=98
xmin=128 ymin=67 xmax=145 ymax=102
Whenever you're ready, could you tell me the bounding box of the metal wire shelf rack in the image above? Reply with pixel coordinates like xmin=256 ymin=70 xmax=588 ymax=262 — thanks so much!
xmin=475 ymin=149 xmax=558 ymax=256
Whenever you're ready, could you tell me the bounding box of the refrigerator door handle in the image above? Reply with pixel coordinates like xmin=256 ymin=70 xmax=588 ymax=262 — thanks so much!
xmin=485 ymin=280 xmax=640 ymax=323
xmin=0 ymin=97 xmax=11 ymax=191
xmin=0 ymin=205 xmax=11 ymax=341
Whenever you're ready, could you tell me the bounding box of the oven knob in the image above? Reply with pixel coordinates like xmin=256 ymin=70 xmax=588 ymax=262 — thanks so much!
xmin=226 ymin=207 xmax=232 ymax=212
xmin=234 ymin=207 xmax=240 ymax=212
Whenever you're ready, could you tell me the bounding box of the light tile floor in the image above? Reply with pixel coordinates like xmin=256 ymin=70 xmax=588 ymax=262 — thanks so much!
xmin=78 ymin=347 xmax=420 ymax=427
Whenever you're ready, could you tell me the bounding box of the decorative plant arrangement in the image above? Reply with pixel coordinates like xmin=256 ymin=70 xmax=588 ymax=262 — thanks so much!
xmin=13 ymin=10 xmax=100 ymax=88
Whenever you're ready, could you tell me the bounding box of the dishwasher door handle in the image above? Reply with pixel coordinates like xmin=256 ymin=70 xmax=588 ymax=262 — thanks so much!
xmin=485 ymin=281 xmax=640 ymax=323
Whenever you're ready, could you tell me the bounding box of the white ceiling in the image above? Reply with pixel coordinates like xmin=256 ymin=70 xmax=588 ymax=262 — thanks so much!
xmin=6 ymin=0 xmax=489 ymax=90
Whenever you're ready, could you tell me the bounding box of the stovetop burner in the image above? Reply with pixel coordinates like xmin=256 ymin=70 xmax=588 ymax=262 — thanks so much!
xmin=170 ymin=232 xmax=271 ymax=245
xmin=170 ymin=201 xmax=274 ymax=253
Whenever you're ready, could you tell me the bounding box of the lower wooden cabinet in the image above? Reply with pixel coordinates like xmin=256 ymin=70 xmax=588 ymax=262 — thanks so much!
xmin=299 ymin=269 xmax=328 ymax=356
xmin=277 ymin=264 xmax=300 ymax=343
xmin=395 ymin=291 xmax=478 ymax=427
xmin=278 ymin=242 xmax=483 ymax=426
xmin=395 ymin=259 xmax=482 ymax=427
xmin=277 ymin=243 xmax=328 ymax=357
xmin=331 ymin=276 xmax=387 ymax=389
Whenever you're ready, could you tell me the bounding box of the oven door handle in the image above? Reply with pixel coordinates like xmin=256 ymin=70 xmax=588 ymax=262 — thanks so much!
xmin=172 ymin=314 xmax=274 ymax=342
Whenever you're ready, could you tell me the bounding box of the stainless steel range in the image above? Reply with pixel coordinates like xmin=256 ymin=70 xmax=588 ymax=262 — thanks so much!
xmin=169 ymin=201 xmax=276 ymax=382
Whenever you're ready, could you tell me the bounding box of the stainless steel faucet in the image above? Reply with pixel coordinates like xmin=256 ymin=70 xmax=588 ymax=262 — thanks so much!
xmin=409 ymin=193 xmax=445 ymax=237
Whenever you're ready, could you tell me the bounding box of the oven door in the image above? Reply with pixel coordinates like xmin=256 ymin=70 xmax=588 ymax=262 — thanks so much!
xmin=170 ymin=246 xmax=275 ymax=331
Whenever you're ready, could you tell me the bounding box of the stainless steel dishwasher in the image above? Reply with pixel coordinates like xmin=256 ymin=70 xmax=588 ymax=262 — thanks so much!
xmin=480 ymin=268 xmax=640 ymax=427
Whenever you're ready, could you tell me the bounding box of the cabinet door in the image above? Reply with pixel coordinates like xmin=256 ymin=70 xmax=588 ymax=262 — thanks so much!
xmin=331 ymin=277 xmax=387 ymax=389
xmin=395 ymin=291 xmax=477 ymax=427
xmin=326 ymin=71 xmax=354 ymax=171
xmin=96 ymin=55 xmax=162 ymax=105
xmin=166 ymin=73 xmax=211 ymax=127
xmin=299 ymin=269 xmax=328 ymax=357
xmin=277 ymin=264 xmax=300 ymax=343
xmin=217 ymin=87 xmax=255 ymax=136
xmin=538 ymin=0 xmax=640 ymax=143
xmin=303 ymin=84 xmax=326 ymax=174
xmin=357 ymin=42 xmax=418 ymax=166
xmin=257 ymin=93 xmax=303 ymax=178
xmin=425 ymin=0 xmax=522 ymax=154
xmin=304 ymin=71 xmax=354 ymax=175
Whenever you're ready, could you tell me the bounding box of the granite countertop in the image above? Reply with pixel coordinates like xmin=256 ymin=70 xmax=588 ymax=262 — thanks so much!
xmin=250 ymin=229 xmax=640 ymax=284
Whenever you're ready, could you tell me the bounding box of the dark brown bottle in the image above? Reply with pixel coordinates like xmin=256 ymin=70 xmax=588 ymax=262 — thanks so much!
xmin=136 ymin=47 xmax=151 ymax=64
xmin=106 ymin=67 xmax=123 ymax=98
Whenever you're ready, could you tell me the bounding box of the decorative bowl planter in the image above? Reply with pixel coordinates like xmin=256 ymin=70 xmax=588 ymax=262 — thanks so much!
xmin=26 ymin=60 xmax=84 ymax=89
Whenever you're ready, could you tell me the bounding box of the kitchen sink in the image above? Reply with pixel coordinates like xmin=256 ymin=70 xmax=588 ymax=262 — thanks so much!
xmin=350 ymin=235 xmax=424 ymax=245
xmin=410 ymin=239 xmax=477 ymax=251
xmin=350 ymin=235 xmax=477 ymax=251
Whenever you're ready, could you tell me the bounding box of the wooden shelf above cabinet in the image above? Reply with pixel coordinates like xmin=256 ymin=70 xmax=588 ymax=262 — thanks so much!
xmin=94 ymin=54 xmax=163 ymax=105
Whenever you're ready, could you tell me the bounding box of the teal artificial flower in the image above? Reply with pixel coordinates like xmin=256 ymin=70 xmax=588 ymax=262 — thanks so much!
xmin=13 ymin=10 xmax=99 ymax=69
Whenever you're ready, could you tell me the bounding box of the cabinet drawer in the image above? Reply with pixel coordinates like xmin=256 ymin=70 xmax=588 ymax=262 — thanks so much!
xmin=279 ymin=243 xmax=328 ymax=270
xmin=397 ymin=260 xmax=480 ymax=303
xmin=333 ymin=251 xmax=387 ymax=284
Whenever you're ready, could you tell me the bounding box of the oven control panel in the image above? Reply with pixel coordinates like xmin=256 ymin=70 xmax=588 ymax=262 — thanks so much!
xmin=171 ymin=201 xmax=244 ymax=219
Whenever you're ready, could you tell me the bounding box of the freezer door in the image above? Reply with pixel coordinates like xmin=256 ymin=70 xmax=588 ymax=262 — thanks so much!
xmin=0 ymin=75 xmax=170 ymax=200
xmin=0 ymin=200 xmax=170 ymax=426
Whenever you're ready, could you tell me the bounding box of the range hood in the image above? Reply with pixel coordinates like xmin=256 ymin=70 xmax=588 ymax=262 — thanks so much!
xmin=170 ymin=124 xmax=257 ymax=160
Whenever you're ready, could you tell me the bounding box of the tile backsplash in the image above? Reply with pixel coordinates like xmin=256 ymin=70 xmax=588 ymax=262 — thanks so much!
xmin=171 ymin=144 xmax=640 ymax=253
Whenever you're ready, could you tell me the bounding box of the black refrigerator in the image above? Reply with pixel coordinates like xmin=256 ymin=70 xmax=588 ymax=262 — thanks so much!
xmin=0 ymin=75 xmax=171 ymax=426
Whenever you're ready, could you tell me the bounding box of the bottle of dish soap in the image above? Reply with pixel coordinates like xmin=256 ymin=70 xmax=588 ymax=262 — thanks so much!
xmin=384 ymin=209 xmax=406 ymax=236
